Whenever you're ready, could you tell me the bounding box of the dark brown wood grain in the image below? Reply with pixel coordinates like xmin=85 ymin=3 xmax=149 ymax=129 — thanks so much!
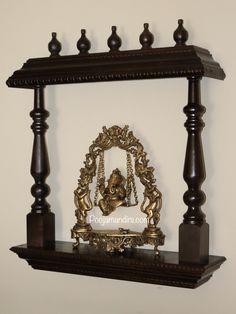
xmin=10 ymin=241 xmax=226 ymax=289
xmin=27 ymin=86 xmax=55 ymax=248
xmin=6 ymin=45 xmax=225 ymax=89
xmin=179 ymin=77 xmax=209 ymax=264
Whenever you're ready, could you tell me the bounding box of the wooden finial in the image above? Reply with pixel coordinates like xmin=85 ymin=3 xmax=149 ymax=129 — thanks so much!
xmin=173 ymin=19 xmax=189 ymax=46
xmin=139 ymin=23 xmax=154 ymax=49
xmin=77 ymin=29 xmax=91 ymax=55
xmin=107 ymin=26 xmax=122 ymax=52
xmin=48 ymin=32 xmax=62 ymax=57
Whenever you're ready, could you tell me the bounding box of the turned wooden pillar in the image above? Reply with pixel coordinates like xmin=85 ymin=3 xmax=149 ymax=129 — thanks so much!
xmin=179 ymin=76 xmax=209 ymax=264
xmin=27 ymin=86 xmax=55 ymax=248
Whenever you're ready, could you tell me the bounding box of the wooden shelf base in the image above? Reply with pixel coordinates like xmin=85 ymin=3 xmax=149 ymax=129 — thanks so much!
xmin=10 ymin=241 xmax=225 ymax=289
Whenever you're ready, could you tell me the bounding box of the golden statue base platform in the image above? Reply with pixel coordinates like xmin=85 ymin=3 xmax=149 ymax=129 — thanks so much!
xmin=72 ymin=227 xmax=165 ymax=255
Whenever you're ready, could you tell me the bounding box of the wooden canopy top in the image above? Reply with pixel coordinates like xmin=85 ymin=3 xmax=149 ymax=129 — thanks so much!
xmin=6 ymin=45 xmax=225 ymax=89
xmin=6 ymin=21 xmax=225 ymax=89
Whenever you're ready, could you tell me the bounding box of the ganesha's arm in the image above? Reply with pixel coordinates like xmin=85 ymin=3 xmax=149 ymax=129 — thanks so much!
xmin=99 ymin=181 xmax=105 ymax=196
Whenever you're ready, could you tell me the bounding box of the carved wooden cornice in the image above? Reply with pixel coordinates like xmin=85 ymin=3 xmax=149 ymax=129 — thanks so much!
xmin=7 ymin=45 xmax=225 ymax=89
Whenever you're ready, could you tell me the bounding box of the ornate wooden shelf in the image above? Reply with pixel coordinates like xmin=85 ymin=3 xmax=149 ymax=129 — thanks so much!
xmin=7 ymin=20 xmax=226 ymax=288
xmin=11 ymin=241 xmax=226 ymax=289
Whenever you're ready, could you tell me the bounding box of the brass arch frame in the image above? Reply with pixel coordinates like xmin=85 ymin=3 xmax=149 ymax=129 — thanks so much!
xmin=71 ymin=125 xmax=165 ymax=253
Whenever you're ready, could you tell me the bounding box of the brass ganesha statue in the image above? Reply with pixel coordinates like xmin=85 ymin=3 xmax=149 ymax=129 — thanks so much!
xmin=99 ymin=168 xmax=127 ymax=216
xmin=71 ymin=125 xmax=165 ymax=255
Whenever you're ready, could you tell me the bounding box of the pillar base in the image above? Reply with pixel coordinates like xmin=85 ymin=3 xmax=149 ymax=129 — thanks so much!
xmin=179 ymin=222 xmax=209 ymax=264
xmin=27 ymin=212 xmax=55 ymax=248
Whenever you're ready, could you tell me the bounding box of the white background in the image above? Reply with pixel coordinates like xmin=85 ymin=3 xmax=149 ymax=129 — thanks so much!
xmin=0 ymin=0 xmax=235 ymax=313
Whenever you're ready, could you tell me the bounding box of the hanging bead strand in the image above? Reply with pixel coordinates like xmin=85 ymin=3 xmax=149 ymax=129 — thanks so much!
xmin=126 ymin=152 xmax=138 ymax=206
xmin=126 ymin=152 xmax=132 ymax=206
xmin=94 ymin=151 xmax=105 ymax=206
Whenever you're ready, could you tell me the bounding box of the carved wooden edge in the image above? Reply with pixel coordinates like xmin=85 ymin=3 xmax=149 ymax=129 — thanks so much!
xmin=6 ymin=46 xmax=225 ymax=88
xmin=10 ymin=241 xmax=226 ymax=289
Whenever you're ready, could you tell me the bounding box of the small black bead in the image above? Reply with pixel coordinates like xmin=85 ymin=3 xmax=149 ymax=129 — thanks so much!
xmin=139 ymin=23 xmax=154 ymax=49
xmin=107 ymin=26 xmax=122 ymax=52
xmin=48 ymin=32 xmax=62 ymax=57
xmin=173 ymin=19 xmax=189 ymax=46
xmin=77 ymin=29 xmax=91 ymax=54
